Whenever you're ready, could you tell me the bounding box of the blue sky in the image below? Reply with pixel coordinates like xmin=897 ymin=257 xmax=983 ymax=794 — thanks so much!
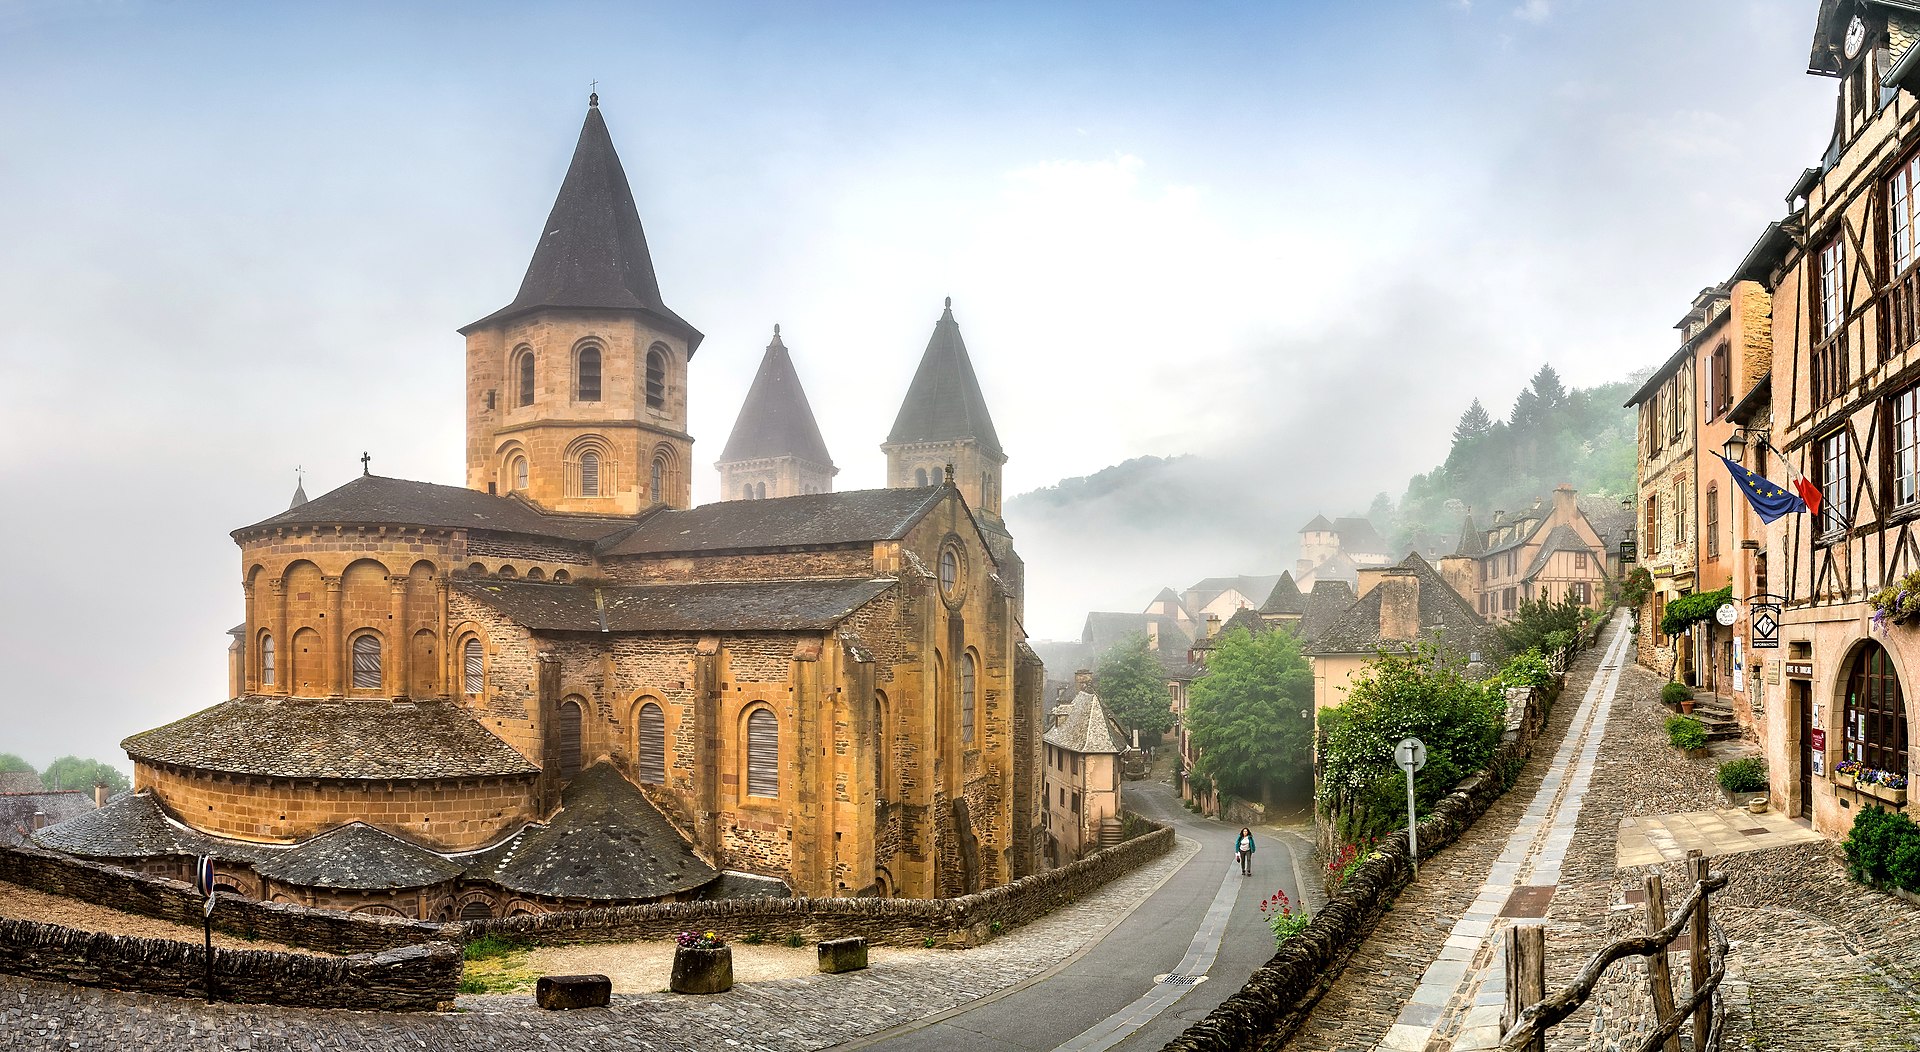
xmin=0 ymin=1 xmax=1839 ymax=766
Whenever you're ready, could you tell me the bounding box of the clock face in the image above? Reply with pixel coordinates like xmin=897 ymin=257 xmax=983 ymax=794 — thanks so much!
xmin=1845 ymin=15 xmax=1866 ymax=60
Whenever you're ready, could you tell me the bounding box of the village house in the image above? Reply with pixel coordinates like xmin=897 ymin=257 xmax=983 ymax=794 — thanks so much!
xmin=1438 ymin=486 xmax=1615 ymax=624
xmin=1303 ymin=552 xmax=1497 ymax=717
xmin=1294 ymin=516 xmax=1393 ymax=590
xmin=1040 ymin=673 xmax=1130 ymax=867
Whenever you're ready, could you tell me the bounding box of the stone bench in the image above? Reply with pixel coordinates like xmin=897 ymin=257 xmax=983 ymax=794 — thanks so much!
xmin=535 ymin=974 xmax=611 ymax=1010
xmin=818 ymin=936 xmax=868 ymax=974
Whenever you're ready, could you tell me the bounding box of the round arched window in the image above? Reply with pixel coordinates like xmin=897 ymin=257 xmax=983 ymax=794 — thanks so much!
xmin=939 ymin=545 xmax=963 ymax=603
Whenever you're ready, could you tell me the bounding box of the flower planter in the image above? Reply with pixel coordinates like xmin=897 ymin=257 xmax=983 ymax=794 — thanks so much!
xmin=1747 ymin=798 xmax=1769 ymax=814
xmin=670 ymin=945 xmax=733 ymax=995
xmin=1680 ymin=699 xmax=1696 ymax=715
xmin=1860 ymin=782 xmax=1908 ymax=807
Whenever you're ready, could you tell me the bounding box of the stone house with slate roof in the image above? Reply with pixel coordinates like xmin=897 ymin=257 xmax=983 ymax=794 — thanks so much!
xmin=1295 ymin=515 xmax=1394 ymax=590
xmin=1305 ymin=552 xmax=1497 ymax=717
xmin=1041 ymin=678 xmax=1130 ymax=867
xmin=1438 ymin=485 xmax=1614 ymax=625
xmin=37 ymin=96 xmax=1041 ymax=914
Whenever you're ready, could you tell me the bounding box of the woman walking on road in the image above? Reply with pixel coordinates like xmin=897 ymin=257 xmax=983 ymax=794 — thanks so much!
xmin=1235 ymin=827 xmax=1255 ymax=875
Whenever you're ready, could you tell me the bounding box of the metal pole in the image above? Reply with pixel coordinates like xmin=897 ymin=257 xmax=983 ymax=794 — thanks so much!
xmin=203 ymin=910 xmax=214 ymax=1003
xmin=1406 ymin=764 xmax=1418 ymax=879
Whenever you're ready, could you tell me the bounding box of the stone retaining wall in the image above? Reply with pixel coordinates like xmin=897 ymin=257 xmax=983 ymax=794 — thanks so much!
xmin=0 ymin=918 xmax=460 ymax=1012
xmin=0 ymin=846 xmax=441 ymax=954
xmin=1164 ymin=638 xmax=1579 ymax=1052
xmin=463 ymin=823 xmax=1175 ymax=948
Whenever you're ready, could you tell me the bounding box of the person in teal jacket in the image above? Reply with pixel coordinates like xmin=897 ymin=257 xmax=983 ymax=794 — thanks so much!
xmin=1235 ymin=827 xmax=1255 ymax=875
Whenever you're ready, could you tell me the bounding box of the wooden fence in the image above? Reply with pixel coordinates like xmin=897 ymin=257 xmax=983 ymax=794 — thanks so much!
xmin=1500 ymin=849 xmax=1730 ymax=1052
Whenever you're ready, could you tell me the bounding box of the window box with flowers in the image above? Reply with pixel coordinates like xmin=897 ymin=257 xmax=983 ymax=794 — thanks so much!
xmin=1834 ymin=759 xmax=1862 ymax=791
xmin=1858 ymin=769 xmax=1909 ymax=806
xmin=1869 ymin=570 xmax=1920 ymax=632
xmin=670 ymin=931 xmax=733 ymax=994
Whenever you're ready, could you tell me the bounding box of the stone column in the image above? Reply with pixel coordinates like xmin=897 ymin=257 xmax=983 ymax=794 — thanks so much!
xmin=268 ymin=578 xmax=288 ymax=696
xmin=693 ymin=638 xmax=722 ymax=863
xmin=324 ymin=575 xmax=344 ymax=697
xmin=387 ymin=574 xmax=409 ymax=698
xmin=436 ymin=574 xmax=452 ymax=699
xmin=240 ymin=578 xmax=257 ymax=694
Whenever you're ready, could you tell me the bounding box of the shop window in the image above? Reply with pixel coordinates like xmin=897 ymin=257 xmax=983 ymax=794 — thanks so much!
xmin=1844 ymin=642 xmax=1910 ymax=776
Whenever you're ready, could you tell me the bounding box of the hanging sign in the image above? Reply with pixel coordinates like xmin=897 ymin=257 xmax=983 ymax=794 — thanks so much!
xmin=1750 ymin=602 xmax=1780 ymax=649
xmin=1715 ymin=603 xmax=1738 ymax=627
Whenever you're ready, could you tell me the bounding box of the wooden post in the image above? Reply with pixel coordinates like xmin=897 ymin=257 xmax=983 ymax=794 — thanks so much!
xmin=1642 ymin=873 xmax=1682 ymax=1052
xmin=1686 ymin=851 xmax=1712 ymax=1052
xmin=1502 ymin=923 xmax=1547 ymax=1052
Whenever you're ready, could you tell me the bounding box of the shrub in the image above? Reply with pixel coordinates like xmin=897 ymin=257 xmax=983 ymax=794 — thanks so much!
xmin=1716 ymin=757 xmax=1768 ymax=794
xmin=741 ymin=932 xmax=765 ymax=945
xmin=1259 ymin=888 xmax=1310 ymax=945
xmin=1660 ymin=586 xmax=1732 ymax=638
xmin=462 ymin=934 xmax=528 ymax=961
xmin=1843 ymin=805 xmax=1920 ymax=891
xmin=1661 ymin=681 xmax=1693 ymax=707
xmin=1493 ymin=650 xmax=1554 ymax=692
xmin=1666 ymin=715 xmax=1706 ymax=752
xmin=1496 ymin=592 xmax=1586 ymax=659
xmin=784 ymin=932 xmax=805 ymax=948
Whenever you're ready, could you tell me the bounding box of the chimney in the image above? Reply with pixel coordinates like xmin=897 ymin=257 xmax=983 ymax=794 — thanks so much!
xmin=1553 ymin=483 xmax=1577 ymax=520
xmin=1492 ymin=510 xmax=1506 ymax=526
xmin=1378 ymin=571 xmax=1421 ymax=642
xmin=1074 ymin=668 xmax=1094 ymax=694
xmin=94 ymin=784 xmax=109 ymax=808
xmin=30 ymin=811 xmax=47 ymax=831
xmin=1146 ymin=620 xmax=1160 ymax=650
xmin=1356 ymin=566 xmax=1391 ymax=598
xmin=1205 ymin=614 xmax=1221 ymax=639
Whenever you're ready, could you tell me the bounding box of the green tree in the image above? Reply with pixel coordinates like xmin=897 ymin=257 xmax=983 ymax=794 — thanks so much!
xmin=1495 ymin=591 xmax=1587 ymax=659
xmin=1094 ymin=634 xmax=1173 ymax=739
xmin=1185 ymin=628 xmax=1315 ymax=799
xmin=1318 ymin=646 xmax=1507 ymax=845
xmin=0 ymin=753 xmax=33 ymax=773
xmin=1452 ymin=399 xmax=1493 ymax=445
xmin=40 ymin=756 xmax=130 ymax=794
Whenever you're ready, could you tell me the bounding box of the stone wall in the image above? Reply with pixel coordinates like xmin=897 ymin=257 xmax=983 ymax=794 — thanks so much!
xmin=0 ymin=846 xmax=442 ymax=954
xmin=1165 ymin=660 xmax=1565 ymax=1052
xmin=0 ymin=918 xmax=459 ymax=1012
xmin=462 ymin=822 xmax=1174 ymax=948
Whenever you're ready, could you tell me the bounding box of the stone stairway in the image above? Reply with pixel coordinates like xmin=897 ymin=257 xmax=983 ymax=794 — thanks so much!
xmin=1685 ymin=694 xmax=1744 ymax=742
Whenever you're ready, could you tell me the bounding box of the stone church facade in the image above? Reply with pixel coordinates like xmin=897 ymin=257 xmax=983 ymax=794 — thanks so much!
xmin=36 ymin=96 xmax=1044 ymax=916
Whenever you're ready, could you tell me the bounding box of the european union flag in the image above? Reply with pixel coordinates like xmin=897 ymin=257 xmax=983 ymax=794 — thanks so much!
xmin=1715 ymin=453 xmax=1807 ymax=524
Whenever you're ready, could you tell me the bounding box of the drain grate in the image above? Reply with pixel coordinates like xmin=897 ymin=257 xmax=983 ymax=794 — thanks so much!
xmin=1158 ymin=973 xmax=1203 ymax=986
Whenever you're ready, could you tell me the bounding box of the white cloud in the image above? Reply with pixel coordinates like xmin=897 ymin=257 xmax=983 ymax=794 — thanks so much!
xmin=1513 ymin=0 xmax=1551 ymax=23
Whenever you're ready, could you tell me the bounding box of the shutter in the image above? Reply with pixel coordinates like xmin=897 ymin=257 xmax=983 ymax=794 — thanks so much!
xmin=960 ymin=654 xmax=976 ymax=744
xmin=558 ymin=700 xmax=583 ymax=780
xmin=463 ymin=639 xmax=484 ymax=695
xmin=637 ymin=703 xmax=666 ymax=785
xmin=261 ymin=636 xmax=275 ymax=686
xmin=351 ymin=636 xmax=382 ymax=690
xmin=580 ymin=453 xmax=600 ymax=497
xmin=747 ymin=709 xmax=779 ymax=797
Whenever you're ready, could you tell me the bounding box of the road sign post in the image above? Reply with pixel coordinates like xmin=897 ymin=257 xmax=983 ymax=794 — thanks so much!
xmin=1395 ymin=738 xmax=1427 ymax=878
xmin=196 ymin=855 xmax=216 ymax=1003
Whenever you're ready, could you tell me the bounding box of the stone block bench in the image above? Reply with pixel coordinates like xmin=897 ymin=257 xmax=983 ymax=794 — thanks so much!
xmin=536 ymin=974 xmax=611 ymax=1010
xmin=818 ymin=936 xmax=868 ymax=973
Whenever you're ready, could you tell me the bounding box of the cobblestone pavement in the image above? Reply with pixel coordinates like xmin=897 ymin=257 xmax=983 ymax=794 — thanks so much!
xmin=0 ymin=835 xmax=1201 ymax=1052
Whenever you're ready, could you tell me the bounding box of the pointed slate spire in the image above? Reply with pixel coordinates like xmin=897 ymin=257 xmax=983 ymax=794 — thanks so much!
xmin=720 ymin=326 xmax=835 ymax=467
xmin=463 ymin=97 xmax=701 ymax=350
xmin=1453 ymin=509 xmax=1486 ymax=556
xmin=886 ymin=298 xmax=1002 ymax=457
xmin=288 ymin=475 xmax=309 ymax=510
xmin=1259 ymin=571 xmax=1305 ymax=616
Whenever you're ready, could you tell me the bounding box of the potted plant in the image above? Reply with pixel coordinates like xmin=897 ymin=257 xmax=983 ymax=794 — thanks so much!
xmin=1667 ymin=715 xmax=1708 ymax=757
xmin=1861 ymin=770 xmax=1909 ymax=806
xmin=670 ymin=930 xmax=733 ymax=994
xmin=1835 ymin=759 xmax=1862 ymax=791
xmin=1868 ymin=570 xmax=1920 ymax=633
xmin=1662 ymin=681 xmax=1693 ymax=714
xmin=1716 ymin=757 xmax=1769 ymax=809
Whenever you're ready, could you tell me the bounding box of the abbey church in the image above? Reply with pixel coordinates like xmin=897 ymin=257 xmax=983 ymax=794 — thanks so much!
xmin=35 ymin=97 xmax=1043 ymax=918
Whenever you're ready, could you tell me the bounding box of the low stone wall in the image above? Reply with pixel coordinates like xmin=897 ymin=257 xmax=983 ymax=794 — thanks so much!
xmin=0 ymin=918 xmax=460 ymax=1012
xmin=1164 ymin=650 xmax=1573 ymax=1052
xmin=0 ymin=846 xmax=440 ymax=954
xmin=464 ymin=823 xmax=1175 ymax=948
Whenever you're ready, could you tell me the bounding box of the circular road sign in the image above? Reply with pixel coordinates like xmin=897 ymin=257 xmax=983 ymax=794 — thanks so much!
xmin=1395 ymin=737 xmax=1428 ymax=774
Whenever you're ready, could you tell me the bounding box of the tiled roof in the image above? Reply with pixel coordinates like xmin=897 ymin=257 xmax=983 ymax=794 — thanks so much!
xmin=1301 ymin=580 xmax=1356 ymax=640
xmin=252 ymin=823 xmax=464 ymax=891
xmin=1523 ymin=524 xmax=1601 ymax=580
xmin=456 ymin=577 xmax=894 ymax=633
xmin=1577 ymin=496 xmax=1634 ymax=554
xmin=719 ymin=329 xmax=835 ymax=468
xmin=1042 ymin=692 xmax=1129 ymax=754
xmin=600 ymin=486 xmax=942 ymax=556
xmin=2 ymin=791 xmax=95 ymax=849
xmin=0 ymin=771 xmax=43 ymax=793
xmin=1300 ymin=514 xmax=1334 ymax=532
xmin=236 ymin=474 xmax=633 ymax=543
xmin=697 ymin=872 xmax=793 ymax=900
xmin=886 ymin=300 xmax=1003 ymax=457
xmin=1305 ymin=552 xmax=1493 ymax=659
xmin=31 ymin=792 xmax=223 ymax=859
xmin=1259 ymin=572 xmax=1306 ymax=615
xmin=122 ymin=699 xmax=541 ymax=781
xmin=1331 ymin=517 xmax=1390 ymax=556
xmin=465 ymin=764 xmax=716 ymax=901
xmin=1453 ymin=513 xmax=1485 ymax=556
xmin=1220 ymin=607 xmax=1269 ymax=638
xmin=1080 ymin=612 xmax=1192 ymax=659
xmin=462 ymin=101 xmax=701 ymax=348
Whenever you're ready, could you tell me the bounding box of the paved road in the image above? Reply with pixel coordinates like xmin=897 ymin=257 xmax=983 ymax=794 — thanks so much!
xmin=841 ymin=780 xmax=1303 ymax=1052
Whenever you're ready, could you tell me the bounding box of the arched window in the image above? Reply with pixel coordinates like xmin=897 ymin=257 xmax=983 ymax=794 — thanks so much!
xmin=755 ymin=482 xmax=767 ymax=500
xmin=511 ymin=455 xmax=528 ymax=492
xmin=915 ymin=468 xmax=929 ymax=487
xmin=462 ymin=638 xmax=483 ymax=696
xmin=516 ymin=350 xmax=535 ymax=407
xmin=351 ymin=634 xmax=382 ymax=691
xmin=646 ymin=347 xmax=668 ymax=409
xmin=552 ymin=570 xmax=570 ymax=583
xmin=636 ymin=702 xmax=666 ymax=785
xmin=576 ymin=345 xmax=601 ymax=402
xmin=651 ymin=457 xmax=666 ymax=504
xmin=742 ymin=484 xmax=754 ymax=500
xmin=874 ymin=691 xmax=889 ymax=803
xmin=558 ymin=698 xmax=584 ymax=781
xmin=961 ymin=652 xmax=977 ymax=745
xmin=579 ymin=451 xmax=600 ymax=497
xmin=526 ymin=567 xmax=545 ymax=581
xmin=746 ymin=708 xmax=779 ymax=797
xmin=260 ymin=634 xmax=275 ymax=687
xmin=1844 ymin=642 xmax=1910 ymax=776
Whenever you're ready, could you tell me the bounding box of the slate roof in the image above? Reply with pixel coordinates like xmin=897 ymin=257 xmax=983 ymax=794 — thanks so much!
xmin=1186 ymin=575 xmax=1284 ymax=614
xmin=1300 ymin=514 xmax=1334 ymax=532
xmin=1332 ymin=517 xmax=1390 ymax=556
xmin=1578 ymin=496 xmax=1634 ymax=555
xmin=1302 ymin=551 xmax=1360 ymax=588
xmin=885 ymin=300 xmax=1003 ymax=457
xmin=1220 ymin=608 xmax=1269 ymax=639
xmin=465 ymin=763 xmax=716 ymax=901
xmin=1305 ymin=552 xmax=1492 ymax=659
xmin=1042 ymin=692 xmax=1129 ymax=754
xmin=1523 ymin=524 xmax=1603 ymax=580
xmin=600 ymin=487 xmax=942 ymax=556
xmin=1480 ymin=511 xmax=1550 ymax=557
xmin=719 ymin=329 xmax=836 ymax=468
xmin=31 ymin=791 xmax=218 ymax=859
xmin=1453 ymin=513 xmax=1485 ymax=557
xmin=252 ymin=823 xmax=464 ymax=891
xmin=1260 ymin=572 xmax=1306 ymax=616
xmin=122 ymin=699 xmax=541 ymax=781
xmin=457 ymin=577 xmax=894 ymax=633
xmin=237 ymin=474 xmax=632 ymax=543
xmin=1081 ymin=612 xmax=1192 ymax=659
xmin=697 ymin=872 xmax=793 ymax=899
xmin=0 ymin=771 xmax=43 ymax=793
xmin=1301 ymin=580 xmax=1357 ymax=640
xmin=1 ymin=791 xmax=95 ymax=848
xmin=463 ymin=100 xmax=701 ymax=348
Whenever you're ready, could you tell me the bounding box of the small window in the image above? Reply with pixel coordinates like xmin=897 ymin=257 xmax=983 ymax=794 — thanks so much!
xmin=1894 ymin=385 xmax=1920 ymax=509
xmin=746 ymin=708 xmax=779 ymax=797
xmin=558 ymin=698 xmax=584 ymax=781
xmin=651 ymin=457 xmax=666 ymax=504
xmin=915 ymin=468 xmax=929 ymax=488
xmin=1706 ymin=485 xmax=1720 ymax=560
xmin=576 ymin=346 xmax=601 ymax=402
xmin=646 ymin=347 xmax=668 ymax=409
xmin=580 ymin=451 xmax=600 ymax=497
xmin=351 ymin=635 xmax=382 ymax=690
xmin=960 ymin=652 xmax=977 ymax=745
xmin=260 ymin=634 xmax=275 ymax=687
xmin=742 ymin=484 xmax=753 ymax=500
xmin=510 ymin=455 xmax=528 ymax=492
xmin=1819 ymin=237 xmax=1845 ymax=339
xmin=462 ymin=638 xmax=483 ymax=696
xmin=1574 ymin=551 xmax=1589 ymax=571
xmin=940 ymin=548 xmax=960 ymax=598
xmin=1818 ymin=429 xmax=1849 ymax=537
xmin=636 ymin=702 xmax=666 ymax=785
xmin=516 ymin=350 xmax=535 ymax=407
xmin=755 ymin=482 xmax=766 ymax=500
xmin=1893 ymin=155 xmax=1920 ymax=274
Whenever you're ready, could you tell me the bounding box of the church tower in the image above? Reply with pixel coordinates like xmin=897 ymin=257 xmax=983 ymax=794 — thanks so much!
xmin=716 ymin=326 xmax=837 ymax=500
xmin=460 ymin=95 xmax=702 ymax=515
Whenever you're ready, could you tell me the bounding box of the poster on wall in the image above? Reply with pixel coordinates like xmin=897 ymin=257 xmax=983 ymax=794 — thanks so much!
xmin=1810 ymin=728 xmax=1826 ymax=777
xmin=1733 ymin=638 xmax=1745 ymax=693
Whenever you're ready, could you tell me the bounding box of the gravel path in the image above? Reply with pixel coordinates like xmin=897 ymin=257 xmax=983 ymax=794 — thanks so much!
xmin=0 ymin=880 xmax=320 ymax=956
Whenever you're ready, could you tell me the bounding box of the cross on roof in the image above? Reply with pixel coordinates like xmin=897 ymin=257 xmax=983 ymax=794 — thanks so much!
xmin=361 ymin=451 xmax=371 ymax=476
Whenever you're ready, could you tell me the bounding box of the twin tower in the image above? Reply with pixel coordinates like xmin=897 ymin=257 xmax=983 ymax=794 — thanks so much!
xmin=460 ymin=95 xmax=1007 ymax=525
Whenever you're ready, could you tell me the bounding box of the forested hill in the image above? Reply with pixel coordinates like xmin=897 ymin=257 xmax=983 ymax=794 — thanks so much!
xmin=1387 ymin=366 xmax=1639 ymax=550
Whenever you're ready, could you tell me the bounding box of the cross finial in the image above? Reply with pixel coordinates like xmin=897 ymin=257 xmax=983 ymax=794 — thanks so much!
xmin=589 ymin=81 xmax=599 ymax=107
xmin=361 ymin=451 xmax=371 ymax=476
xmin=944 ymin=296 xmax=952 ymax=310
xmin=295 ymin=465 xmax=304 ymax=483
xmin=944 ymin=462 xmax=955 ymax=485
xmin=773 ymin=323 xmax=781 ymax=338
